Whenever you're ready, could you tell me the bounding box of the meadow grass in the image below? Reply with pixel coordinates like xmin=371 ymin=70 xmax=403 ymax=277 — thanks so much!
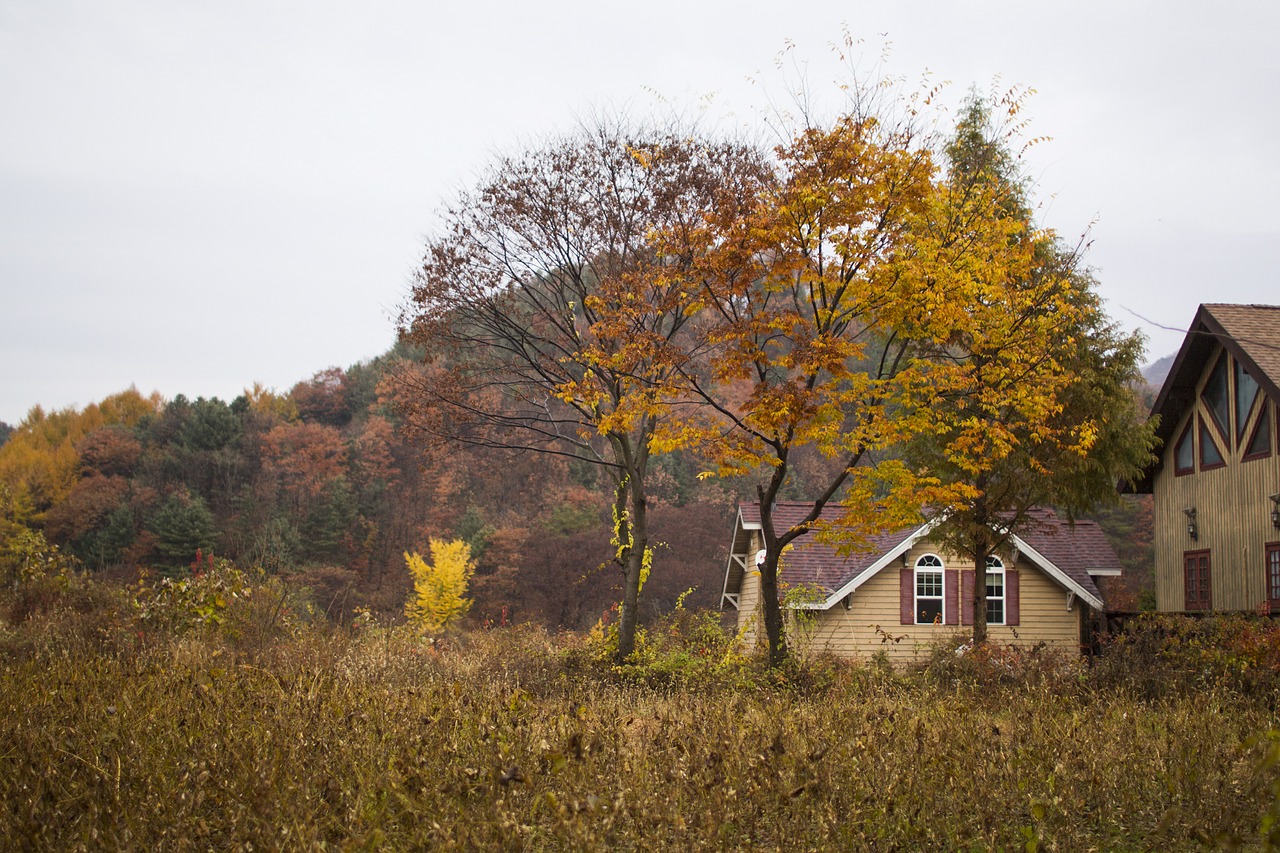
xmin=3 ymin=571 xmax=1280 ymax=850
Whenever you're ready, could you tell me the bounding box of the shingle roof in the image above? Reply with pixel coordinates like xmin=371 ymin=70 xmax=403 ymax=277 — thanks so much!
xmin=739 ymin=501 xmax=919 ymax=597
xmin=1014 ymin=508 xmax=1111 ymax=599
xmin=735 ymin=502 xmax=1109 ymax=604
xmin=1206 ymin=304 xmax=1280 ymax=396
xmin=1136 ymin=304 xmax=1280 ymax=491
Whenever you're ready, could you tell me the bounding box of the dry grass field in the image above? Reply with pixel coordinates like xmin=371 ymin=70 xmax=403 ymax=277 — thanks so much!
xmin=3 ymin=566 xmax=1280 ymax=850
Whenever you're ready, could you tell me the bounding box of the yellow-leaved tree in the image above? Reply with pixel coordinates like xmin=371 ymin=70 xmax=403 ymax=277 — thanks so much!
xmin=404 ymin=539 xmax=475 ymax=633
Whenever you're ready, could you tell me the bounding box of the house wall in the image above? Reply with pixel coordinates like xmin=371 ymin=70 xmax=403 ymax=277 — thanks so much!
xmin=776 ymin=543 xmax=1082 ymax=662
xmin=734 ymin=531 xmax=761 ymax=646
xmin=1153 ymin=346 xmax=1280 ymax=611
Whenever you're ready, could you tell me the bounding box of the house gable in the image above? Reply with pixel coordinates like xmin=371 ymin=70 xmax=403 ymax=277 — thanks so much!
xmin=721 ymin=502 xmax=1111 ymax=614
xmin=1136 ymin=303 xmax=1280 ymax=491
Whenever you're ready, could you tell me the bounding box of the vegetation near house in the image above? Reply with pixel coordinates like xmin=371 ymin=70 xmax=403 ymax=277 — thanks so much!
xmin=404 ymin=539 xmax=476 ymax=633
xmin=897 ymin=95 xmax=1158 ymax=645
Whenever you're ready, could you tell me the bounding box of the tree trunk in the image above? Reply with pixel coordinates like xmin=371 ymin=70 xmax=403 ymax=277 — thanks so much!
xmin=972 ymin=543 xmax=989 ymax=646
xmin=755 ymin=491 xmax=790 ymax=668
xmin=971 ymin=487 xmax=991 ymax=646
xmin=615 ymin=478 xmax=648 ymax=662
xmin=758 ymin=550 xmax=788 ymax=667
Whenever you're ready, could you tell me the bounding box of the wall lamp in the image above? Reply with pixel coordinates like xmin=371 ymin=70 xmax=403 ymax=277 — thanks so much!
xmin=1270 ymin=494 xmax=1280 ymax=530
xmin=1183 ymin=507 xmax=1198 ymax=541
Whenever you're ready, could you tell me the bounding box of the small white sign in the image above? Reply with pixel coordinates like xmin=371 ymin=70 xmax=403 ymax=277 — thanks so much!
xmin=755 ymin=549 xmax=767 ymax=566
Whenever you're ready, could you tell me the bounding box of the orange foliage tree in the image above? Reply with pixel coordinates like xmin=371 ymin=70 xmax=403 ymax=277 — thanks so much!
xmin=650 ymin=102 xmax=985 ymax=665
xmin=397 ymin=119 xmax=768 ymax=660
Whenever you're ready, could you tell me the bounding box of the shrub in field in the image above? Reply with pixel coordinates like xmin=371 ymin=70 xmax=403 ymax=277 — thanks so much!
xmin=135 ymin=553 xmax=254 ymax=634
xmin=0 ymin=525 xmax=134 ymax=660
xmin=918 ymin=634 xmax=1084 ymax=692
xmin=0 ymin=516 xmax=78 ymax=586
xmin=1093 ymin=612 xmax=1280 ymax=698
xmin=404 ymin=539 xmax=475 ymax=633
xmin=567 ymin=591 xmax=769 ymax=690
xmin=133 ymin=553 xmax=301 ymax=655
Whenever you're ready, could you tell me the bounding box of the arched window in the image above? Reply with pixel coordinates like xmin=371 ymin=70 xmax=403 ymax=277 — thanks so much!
xmin=914 ymin=554 xmax=945 ymax=625
xmin=986 ymin=556 xmax=1005 ymax=625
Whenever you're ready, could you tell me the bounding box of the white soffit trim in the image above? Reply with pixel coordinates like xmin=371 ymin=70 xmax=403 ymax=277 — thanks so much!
xmin=721 ymin=507 xmax=757 ymax=608
xmin=806 ymin=517 xmax=940 ymax=611
xmin=1010 ymin=534 xmax=1105 ymax=611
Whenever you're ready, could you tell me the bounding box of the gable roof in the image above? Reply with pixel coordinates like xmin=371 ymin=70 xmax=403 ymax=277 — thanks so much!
xmin=726 ymin=502 xmax=1111 ymax=611
xmin=1134 ymin=303 xmax=1280 ymax=491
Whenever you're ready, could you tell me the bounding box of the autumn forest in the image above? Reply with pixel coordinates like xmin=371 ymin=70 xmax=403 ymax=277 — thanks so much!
xmin=0 ymin=90 xmax=1161 ymax=642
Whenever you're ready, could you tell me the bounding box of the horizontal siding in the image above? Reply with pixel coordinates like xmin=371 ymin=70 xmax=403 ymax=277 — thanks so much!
xmin=734 ymin=531 xmax=762 ymax=646
xmin=798 ymin=546 xmax=1082 ymax=662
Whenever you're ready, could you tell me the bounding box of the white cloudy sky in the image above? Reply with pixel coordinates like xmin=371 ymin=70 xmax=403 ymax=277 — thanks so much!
xmin=1 ymin=0 xmax=1277 ymax=425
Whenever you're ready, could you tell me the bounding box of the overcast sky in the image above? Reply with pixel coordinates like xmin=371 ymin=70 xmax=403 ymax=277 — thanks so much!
xmin=2 ymin=0 xmax=1277 ymax=425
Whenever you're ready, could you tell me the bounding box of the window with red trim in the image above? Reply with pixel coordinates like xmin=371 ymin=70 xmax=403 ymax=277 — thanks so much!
xmin=1198 ymin=416 xmax=1225 ymax=469
xmin=1174 ymin=420 xmax=1195 ymax=474
xmin=1202 ymin=354 xmax=1230 ymax=444
xmin=985 ymin=557 xmax=1005 ymax=625
xmin=1245 ymin=404 xmax=1272 ymax=461
xmin=1235 ymin=359 xmax=1260 ymax=443
xmin=914 ymin=555 xmax=944 ymax=624
xmin=1267 ymin=543 xmax=1280 ymax=611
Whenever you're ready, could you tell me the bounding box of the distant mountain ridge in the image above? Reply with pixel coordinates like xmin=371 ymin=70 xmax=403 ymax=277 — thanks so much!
xmin=1142 ymin=354 xmax=1175 ymax=389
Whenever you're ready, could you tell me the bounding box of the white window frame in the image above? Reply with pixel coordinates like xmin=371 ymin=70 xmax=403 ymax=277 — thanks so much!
xmin=914 ymin=554 xmax=945 ymax=625
xmin=986 ymin=556 xmax=1005 ymax=626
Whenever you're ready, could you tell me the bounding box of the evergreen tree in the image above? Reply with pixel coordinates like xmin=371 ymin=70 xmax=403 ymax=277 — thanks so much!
xmin=150 ymin=491 xmax=217 ymax=571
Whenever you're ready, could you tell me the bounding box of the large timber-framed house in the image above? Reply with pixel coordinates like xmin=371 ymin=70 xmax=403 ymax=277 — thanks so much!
xmin=1133 ymin=303 xmax=1280 ymax=612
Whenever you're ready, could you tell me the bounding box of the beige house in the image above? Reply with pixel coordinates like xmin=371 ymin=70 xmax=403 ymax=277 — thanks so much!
xmin=721 ymin=502 xmax=1121 ymax=661
xmin=1131 ymin=304 xmax=1280 ymax=612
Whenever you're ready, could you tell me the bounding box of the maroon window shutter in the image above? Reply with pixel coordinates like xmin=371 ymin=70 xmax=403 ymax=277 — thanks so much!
xmin=900 ymin=568 xmax=914 ymax=624
xmin=961 ymin=571 xmax=975 ymax=625
xmin=945 ymin=569 xmax=959 ymax=625
xmin=1006 ymin=569 xmax=1020 ymax=626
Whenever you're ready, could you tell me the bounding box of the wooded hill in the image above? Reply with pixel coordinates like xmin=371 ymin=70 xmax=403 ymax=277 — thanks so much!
xmin=0 ymin=340 xmax=1155 ymax=628
xmin=1 ymin=93 xmax=1162 ymax=629
xmin=0 ymin=344 xmax=871 ymax=627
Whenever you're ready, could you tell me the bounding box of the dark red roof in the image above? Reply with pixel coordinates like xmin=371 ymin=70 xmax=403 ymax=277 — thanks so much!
xmin=738 ymin=502 xmax=1111 ymax=602
xmin=740 ymin=502 xmax=921 ymax=598
xmin=1014 ymin=508 xmax=1112 ymax=599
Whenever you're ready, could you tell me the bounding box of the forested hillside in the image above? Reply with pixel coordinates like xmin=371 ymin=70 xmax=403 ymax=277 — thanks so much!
xmin=0 ymin=344 xmax=867 ymax=627
xmin=0 ymin=98 xmax=1162 ymax=630
xmin=0 ymin=352 xmax=1157 ymax=624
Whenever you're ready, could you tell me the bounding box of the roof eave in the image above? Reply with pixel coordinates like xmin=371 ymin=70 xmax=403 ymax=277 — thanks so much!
xmin=1010 ymin=533 xmax=1105 ymax=610
xmin=810 ymin=517 xmax=941 ymax=610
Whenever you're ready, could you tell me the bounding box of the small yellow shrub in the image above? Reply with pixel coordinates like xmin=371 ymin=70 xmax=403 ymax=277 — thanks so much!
xmin=404 ymin=539 xmax=475 ymax=633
